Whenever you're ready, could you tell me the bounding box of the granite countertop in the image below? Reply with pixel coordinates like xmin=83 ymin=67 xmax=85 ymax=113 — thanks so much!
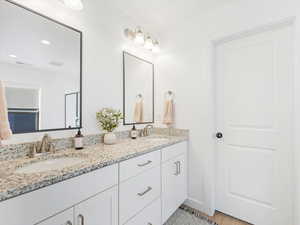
xmin=0 ymin=135 xmax=188 ymax=202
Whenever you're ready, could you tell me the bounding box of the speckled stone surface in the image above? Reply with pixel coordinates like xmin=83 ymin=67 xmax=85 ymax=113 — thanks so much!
xmin=0 ymin=130 xmax=134 ymax=161
xmin=165 ymin=208 xmax=217 ymax=225
xmin=0 ymin=130 xmax=188 ymax=202
xmin=0 ymin=128 xmax=183 ymax=161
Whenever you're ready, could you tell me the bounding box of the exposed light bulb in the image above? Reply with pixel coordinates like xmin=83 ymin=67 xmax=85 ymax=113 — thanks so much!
xmin=124 ymin=28 xmax=135 ymax=40
xmin=152 ymin=40 xmax=160 ymax=53
xmin=134 ymin=27 xmax=145 ymax=45
xmin=62 ymin=0 xmax=83 ymax=11
xmin=144 ymin=36 xmax=154 ymax=50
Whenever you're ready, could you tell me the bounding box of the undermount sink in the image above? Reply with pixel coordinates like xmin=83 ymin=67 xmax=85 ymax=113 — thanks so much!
xmin=15 ymin=157 xmax=84 ymax=174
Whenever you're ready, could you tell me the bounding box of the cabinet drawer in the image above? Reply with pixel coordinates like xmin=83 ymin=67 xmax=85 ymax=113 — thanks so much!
xmin=120 ymin=150 xmax=161 ymax=182
xmin=162 ymin=141 xmax=187 ymax=162
xmin=120 ymin=166 xmax=161 ymax=224
xmin=36 ymin=208 xmax=73 ymax=225
xmin=124 ymin=198 xmax=161 ymax=225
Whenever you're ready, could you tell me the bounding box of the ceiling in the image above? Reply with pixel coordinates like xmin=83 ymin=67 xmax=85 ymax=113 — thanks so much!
xmin=100 ymin=0 xmax=239 ymax=34
xmin=0 ymin=0 xmax=239 ymax=72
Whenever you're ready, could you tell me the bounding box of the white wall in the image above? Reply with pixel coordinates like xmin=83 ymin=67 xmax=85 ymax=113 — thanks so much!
xmin=1 ymin=0 xmax=156 ymax=144
xmin=156 ymin=0 xmax=300 ymax=224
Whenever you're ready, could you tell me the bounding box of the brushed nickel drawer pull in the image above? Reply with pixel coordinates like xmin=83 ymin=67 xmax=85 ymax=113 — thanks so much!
xmin=78 ymin=214 xmax=84 ymax=225
xmin=137 ymin=186 xmax=152 ymax=196
xmin=178 ymin=161 xmax=181 ymax=175
xmin=174 ymin=161 xmax=180 ymax=176
xmin=138 ymin=160 xmax=152 ymax=167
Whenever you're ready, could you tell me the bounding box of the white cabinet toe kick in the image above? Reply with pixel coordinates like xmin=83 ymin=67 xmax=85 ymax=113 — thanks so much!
xmin=0 ymin=141 xmax=188 ymax=225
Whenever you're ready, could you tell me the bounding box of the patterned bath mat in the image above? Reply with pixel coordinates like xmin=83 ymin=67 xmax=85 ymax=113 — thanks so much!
xmin=165 ymin=206 xmax=218 ymax=225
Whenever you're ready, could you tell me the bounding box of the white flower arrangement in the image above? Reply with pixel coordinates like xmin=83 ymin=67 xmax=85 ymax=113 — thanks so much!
xmin=96 ymin=108 xmax=123 ymax=133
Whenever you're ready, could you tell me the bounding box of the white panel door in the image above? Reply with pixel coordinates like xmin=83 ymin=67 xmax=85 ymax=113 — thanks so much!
xmin=215 ymin=24 xmax=293 ymax=225
xmin=74 ymin=186 xmax=118 ymax=225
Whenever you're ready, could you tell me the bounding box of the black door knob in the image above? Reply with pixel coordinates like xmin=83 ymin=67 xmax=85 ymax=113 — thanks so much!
xmin=216 ymin=132 xmax=223 ymax=139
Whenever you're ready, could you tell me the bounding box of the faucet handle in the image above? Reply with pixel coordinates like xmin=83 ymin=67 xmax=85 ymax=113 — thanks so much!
xmin=139 ymin=129 xmax=144 ymax=137
xmin=49 ymin=143 xmax=56 ymax=153
xmin=29 ymin=143 xmax=37 ymax=158
xmin=143 ymin=124 xmax=154 ymax=136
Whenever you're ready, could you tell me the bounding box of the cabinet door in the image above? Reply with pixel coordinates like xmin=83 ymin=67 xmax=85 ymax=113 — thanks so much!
xmin=74 ymin=186 xmax=118 ymax=225
xmin=37 ymin=208 xmax=73 ymax=225
xmin=162 ymin=153 xmax=187 ymax=223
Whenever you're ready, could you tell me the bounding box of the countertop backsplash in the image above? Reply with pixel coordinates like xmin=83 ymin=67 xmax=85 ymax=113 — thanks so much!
xmin=0 ymin=128 xmax=189 ymax=161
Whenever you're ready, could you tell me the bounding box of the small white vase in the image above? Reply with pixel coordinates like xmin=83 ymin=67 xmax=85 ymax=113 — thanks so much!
xmin=104 ymin=132 xmax=117 ymax=145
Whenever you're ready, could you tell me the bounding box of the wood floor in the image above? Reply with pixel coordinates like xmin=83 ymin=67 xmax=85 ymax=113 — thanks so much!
xmin=208 ymin=211 xmax=252 ymax=225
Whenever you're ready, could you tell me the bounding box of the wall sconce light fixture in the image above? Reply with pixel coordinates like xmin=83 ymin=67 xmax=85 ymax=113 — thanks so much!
xmin=124 ymin=27 xmax=160 ymax=52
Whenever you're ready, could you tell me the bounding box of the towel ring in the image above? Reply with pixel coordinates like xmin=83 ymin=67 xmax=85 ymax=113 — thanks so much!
xmin=136 ymin=94 xmax=143 ymax=102
xmin=165 ymin=91 xmax=174 ymax=100
xmin=136 ymin=94 xmax=143 ymax=98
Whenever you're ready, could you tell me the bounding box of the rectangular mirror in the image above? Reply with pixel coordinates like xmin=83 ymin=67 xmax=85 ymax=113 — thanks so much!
xmin=123 ymin=52 xmax=154 ymax=125
xmin=0 ymin=1 xmax=82 ymax=134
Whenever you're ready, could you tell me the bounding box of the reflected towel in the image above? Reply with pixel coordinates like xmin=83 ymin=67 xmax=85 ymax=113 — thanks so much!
xmin=163 ymin=100 xmax=174 ymax=125
xmin=0 ymin=81 xmax=12 ymax=141
xmin=134 ymin=101 xmax=144 ymax=123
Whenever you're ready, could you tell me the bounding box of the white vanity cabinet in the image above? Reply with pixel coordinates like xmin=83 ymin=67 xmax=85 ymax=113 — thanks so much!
xmin=1 ymin=141 xmax=188 ymax=225
xmin=162 ymin=142 xmax=188 ymax=224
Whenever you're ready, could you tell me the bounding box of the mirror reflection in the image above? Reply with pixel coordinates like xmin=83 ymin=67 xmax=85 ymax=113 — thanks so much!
xmin=0 ymin=1 xmax=82 ymax=133
xmin=123 ymin=52 xmax=154 ymax=125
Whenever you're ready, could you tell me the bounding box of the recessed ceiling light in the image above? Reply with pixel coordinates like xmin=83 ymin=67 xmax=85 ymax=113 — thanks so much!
xmin=41 ymin=40 xmax=51 ymax=45
xmin=16 ymin=61 xmax=25 ymax=65
xmin=49 ymin=61 xmax=64 ymax=67
xmin=9 ymin=54 xmax=17 ymax=58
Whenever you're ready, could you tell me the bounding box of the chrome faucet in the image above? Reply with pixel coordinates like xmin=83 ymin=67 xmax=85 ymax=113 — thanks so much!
xmin=29 ymin=134 xmax=55 ymax=158
xmin=142 ymin=124 xmax=154 ymax=137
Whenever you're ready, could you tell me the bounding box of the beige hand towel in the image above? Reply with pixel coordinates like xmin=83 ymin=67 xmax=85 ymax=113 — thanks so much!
xmin=134 ymin=101 xmax=144 ymax=123
xmin=0 ymin=81 xmax=12 ymax=141
xmin=163 ymin=99 xmax=174 ymax=125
